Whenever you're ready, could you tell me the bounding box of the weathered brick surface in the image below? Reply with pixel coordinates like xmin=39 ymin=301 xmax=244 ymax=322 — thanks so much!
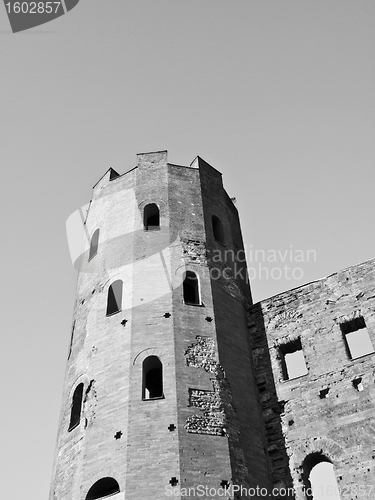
xmin=198 ymin=157 xmax=272 ymax=493
xmin=50 ymin=152 xmax=272 ymax=500
xmin=248 ymin=258 xmax=375 ymax=499
xmin=50 ymin=151 xmax=375 ymax=500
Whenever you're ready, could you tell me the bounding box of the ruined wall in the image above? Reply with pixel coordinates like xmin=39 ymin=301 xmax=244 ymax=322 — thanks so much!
xmin=248 ymin=258 xmax=375 ymax=499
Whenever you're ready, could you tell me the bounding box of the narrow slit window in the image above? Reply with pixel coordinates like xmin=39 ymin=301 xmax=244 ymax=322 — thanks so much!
xmin=68 ymin=383 xmax=84 ymax=431
xmin=88 ymin=228 xmax=100 ymax=261
xmin=340 ymin=316 xmax=374 ymax=359
xmin=279 ymin=338 xmax=308 ymax=380
xmin=85 ymin=477 xmax=120 ymax=500
xmin=183 ymin=271 xmax=200 ymax=305
xmin=142 ymin=356 xmax=163 ymax=400
xmin=212 ymin=215 xmax=224 ymax=244
xmin=106 ymin=280 xmax=123 ymax=316
xmin=144 ymin=203 xmax=160 ymax=230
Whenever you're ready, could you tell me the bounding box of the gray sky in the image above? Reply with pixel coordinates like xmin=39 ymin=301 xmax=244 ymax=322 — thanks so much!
xmin=0 ymin=1 xmax=374 ymax=498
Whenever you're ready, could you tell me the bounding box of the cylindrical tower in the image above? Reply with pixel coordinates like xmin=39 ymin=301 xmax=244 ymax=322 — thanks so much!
xmin=49 ymin=151 xmax=272 ymax=500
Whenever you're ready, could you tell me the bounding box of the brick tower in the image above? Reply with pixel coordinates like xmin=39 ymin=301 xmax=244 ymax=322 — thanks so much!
xmin=49 ymin=151 xmax=272 ymax=500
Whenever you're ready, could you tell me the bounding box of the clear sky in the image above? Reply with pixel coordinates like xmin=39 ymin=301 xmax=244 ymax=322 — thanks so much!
xmin=0 ymin=1 xmax=374 ymax=498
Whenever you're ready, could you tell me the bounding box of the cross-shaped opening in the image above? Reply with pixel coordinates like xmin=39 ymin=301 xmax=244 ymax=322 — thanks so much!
xmin=114 ymin=431 xmax=122 ymax=440
xmin=168 ymin=424 xmax=176 ymax=432
xmin=220 ymin=480 xmax=230 ymax=489
xmin=164 ymin=313 xmax=171 ymax=318
xmin=169 ymin=477 xmax=178 ymax=487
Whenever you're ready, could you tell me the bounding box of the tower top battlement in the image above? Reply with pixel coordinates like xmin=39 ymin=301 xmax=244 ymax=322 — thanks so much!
xmin=93 ymin=151 xmax=223 ymax=194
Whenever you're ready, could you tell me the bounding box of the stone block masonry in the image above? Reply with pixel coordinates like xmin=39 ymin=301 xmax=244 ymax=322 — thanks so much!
xmin=248 ymin=258 xmax=375 ymax=499
xmin=49 ymin=152 xmax=273 ymax=500
xmin=50 ymin=150 xmax=375 ymax=500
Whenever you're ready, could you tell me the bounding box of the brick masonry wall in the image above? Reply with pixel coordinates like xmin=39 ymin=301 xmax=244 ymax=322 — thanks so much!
xmin=50 ymin=153 xmax=274 ymax=500
xmin=198 ymin=158 xmax=272 ymax=494
xmin=248 ymin=258 xmax=375 ymax=499
xmin=168 ymin=161 xmax=234 ymax=497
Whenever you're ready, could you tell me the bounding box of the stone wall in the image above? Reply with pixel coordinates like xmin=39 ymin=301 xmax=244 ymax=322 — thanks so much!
xmin=50 ymin=152 xmax=273 ymax=500
xmin=248 ymin=258 xmax=375 ymax=499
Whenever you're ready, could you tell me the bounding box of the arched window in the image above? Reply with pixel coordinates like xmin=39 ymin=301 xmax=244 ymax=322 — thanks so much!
xmin=106 ymin=280 xmax=123 ymax=316
xmin=183 ymin=271 xmax=200 ymax=305
xmin=302 ymin=453 xmax=341 ymax=500
xmin=212 ymin=215 xmax=224 ymax=244
xmin=144 ymin=203 xmax=160 ymax=230
xmin=85 ymin=477 xmax=120 ymax=500
xmin=142 ymin=356 xmax=163 ymax=400
xmin=68 ymin=383 xmax=84 ymax=431
xmin=88 ymin=228 xmax=100 ymax=261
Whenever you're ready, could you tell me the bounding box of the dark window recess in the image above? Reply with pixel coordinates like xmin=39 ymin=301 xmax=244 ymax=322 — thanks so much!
xmin=144 ymin=203 xmax=160 ymax=230
xmin=88 ymin=228 xmax=100 ymax=261
xmin=353 ymin=377 xmax=364 ymax=391
xmin=205 ymin=316 xmax=213 ymax=322
xmin=183 ymin=271 xmax=200 ymax=305
xmin=220 ymin=480 xmax=230 ymax=489
xmin=68 ymin=383 xmax=84 ymax=431
xmin=114 ymin=431 xmax=122 ymax=440
xmin=340 ymin=315 xmax=366 ymax=334
xmin=168 ymin=423 xmax=176 ymax=431
xmin=257 ymin=381 xmax=266 ymax=393
xmin=120 ymin=319 xmax=128 ymax=327
xmin=169 ymin=477 xmax=179 ymax=487
xmin=85 ymin=477 xmax=120 ymax=500
xmin=67 ymin=321 xmax=75 ymax=360
xmin=143 ymin=356 xmax=164 ymax=400
xmin=164 ymin=312 xmax=171 ymax=318
xmin=319 ymin=388 xmax=330 ymax=399
xmin=279 ymin=338 xmax=308 ymax=380
xmin=106 ymin=280 xmax=123 ymax=316
xmin=340 ymin=316 xmax=374 ymax=359
xmin=212 ymin=215 xmax=225 ymax=244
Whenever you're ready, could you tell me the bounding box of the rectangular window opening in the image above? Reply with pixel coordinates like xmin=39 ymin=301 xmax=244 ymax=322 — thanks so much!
xmin=340 ymin=317 xmax=374 ymax=360
xmin=279 ymin=338 xmax=308 ymax=381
